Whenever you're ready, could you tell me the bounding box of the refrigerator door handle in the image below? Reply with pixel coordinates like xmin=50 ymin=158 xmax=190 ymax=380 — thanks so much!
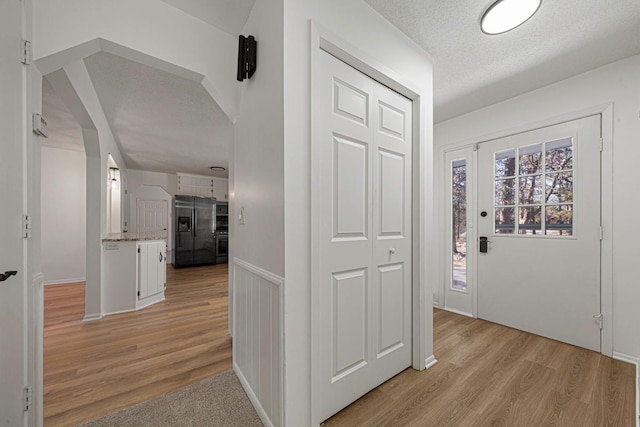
xmin=193 ymin=207 xmax=197 ymax=237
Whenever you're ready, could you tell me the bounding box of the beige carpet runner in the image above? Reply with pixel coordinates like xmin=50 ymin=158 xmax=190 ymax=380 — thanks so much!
xmin=80 ymin=371 xmax=263 ymax=427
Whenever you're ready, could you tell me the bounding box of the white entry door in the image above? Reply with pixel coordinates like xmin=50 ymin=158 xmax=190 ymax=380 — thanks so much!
xmin=0 ymin=0 xmax=27 ymax=424
xmin=477 ymin=116 xmax=601 ymax=351
xmin=137 ymin=199 xmax=168 ymax=233
xmin=316 ymin=50 xmax=413 ymax=421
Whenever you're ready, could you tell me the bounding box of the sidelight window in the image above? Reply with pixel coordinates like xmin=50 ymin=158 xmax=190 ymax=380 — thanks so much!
xmin=494 ymin=137 xmax=573 ymax=236
xmin=451 ymin=159 xmax=467 ymax=291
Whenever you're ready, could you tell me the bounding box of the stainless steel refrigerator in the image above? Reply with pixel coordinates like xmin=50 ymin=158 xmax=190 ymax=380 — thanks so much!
xmin=174 ymin=196 xmax=216 ymax=267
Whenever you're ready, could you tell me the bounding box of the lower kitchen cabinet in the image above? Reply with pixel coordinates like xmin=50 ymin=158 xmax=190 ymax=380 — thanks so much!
xmin=102 ymin=238 xmax=167 ymax=316
xmin=138 ymin=241 xmax=167 ymax=300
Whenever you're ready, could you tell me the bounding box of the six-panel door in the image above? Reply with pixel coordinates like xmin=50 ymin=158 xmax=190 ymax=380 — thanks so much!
xmin=317 ymin=50 xmax=413 ymax=421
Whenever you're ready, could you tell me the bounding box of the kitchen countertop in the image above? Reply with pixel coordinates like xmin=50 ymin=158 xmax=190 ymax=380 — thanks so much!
xmin=102 ymin=232 xmax=168 ymax=242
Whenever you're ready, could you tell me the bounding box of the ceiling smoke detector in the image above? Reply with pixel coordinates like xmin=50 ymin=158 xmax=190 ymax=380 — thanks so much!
xmin=210 ymin=166 xmax=226 ymax=172
xmin=481 ymin=0 xmax=541 ymax=35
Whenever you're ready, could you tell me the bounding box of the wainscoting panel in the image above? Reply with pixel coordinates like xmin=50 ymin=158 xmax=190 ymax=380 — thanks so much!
xmin=232 ymin=258 xmax=283 ymax=427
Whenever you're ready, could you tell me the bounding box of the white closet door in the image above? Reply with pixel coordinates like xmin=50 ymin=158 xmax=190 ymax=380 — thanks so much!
xmin=316 ymin=50 xmax=413 ymax=421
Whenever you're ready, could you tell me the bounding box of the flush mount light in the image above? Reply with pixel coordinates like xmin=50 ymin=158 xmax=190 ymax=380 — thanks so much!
xmin=481 ymin=0 xmax=541 ymax=35
xmin=210 ymin=166 xmax=226 ymax=172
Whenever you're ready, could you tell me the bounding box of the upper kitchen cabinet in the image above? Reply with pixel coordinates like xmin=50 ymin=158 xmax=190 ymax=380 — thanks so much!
xmin=176 ymin=173 xmax=228 ymax=201
xmin=177 ymin=173 xmax=214 ymax=197
xmin=212 ymin=177 xmax=228 ymax=201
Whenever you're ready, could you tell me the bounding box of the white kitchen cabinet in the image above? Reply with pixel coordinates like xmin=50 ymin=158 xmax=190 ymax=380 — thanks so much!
xmin=137 ymin=241 xmax=166 ymax=300
xmin=102 ymin=236 xmax=166 ymax=315
xmin=212 ymin=177 xmax=229 ymax=201
xmin=176 ymin=173 xmax=228 ymax=201
xmin=177 ymin=173 xmax=214 ymax=197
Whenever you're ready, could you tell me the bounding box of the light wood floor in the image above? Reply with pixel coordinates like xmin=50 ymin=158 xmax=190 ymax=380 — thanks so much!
xmin=326 ymin=308 xmax=636 ymax=426
xmin=46 ymin=272 xmax=636 ymax=427
xmin=44 ymin=264 xmax=231 ymax=427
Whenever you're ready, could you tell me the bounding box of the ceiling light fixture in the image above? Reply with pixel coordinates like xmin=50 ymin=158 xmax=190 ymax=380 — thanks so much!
xmin=481 ymin=0 xmax=541 ymax=35
xmin=209 ymin=166 xmax=226 ymax=172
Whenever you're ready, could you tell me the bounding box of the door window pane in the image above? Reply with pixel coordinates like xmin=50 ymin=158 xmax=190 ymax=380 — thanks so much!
xmin=495 ymin=178 xmax=516 ymax=205
xmin=518 ymin=206 xmax=542 ymax=235
xmin=546 ymin=172 xmax=573 ymax=203
xmin=452 ymin=160 xmax=467 ymax=292
xmin=546 ymin=138 xmax=573 ymax=171
xmin=519 ymin=144 xmax=542 ymax=175
xmin=519 ymin=175 xmax=543 ymax=204
xmin=546 ymin=205 xmax=573 ymax=236
xmin=495 ymin=207 xmax=515 ymax=234
xmin=495 ymin=149 xmax=516 ymax=178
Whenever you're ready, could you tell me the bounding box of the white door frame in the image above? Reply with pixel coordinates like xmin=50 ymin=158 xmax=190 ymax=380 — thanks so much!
xmin=310 ymin=22 xmax=433 ymax=425
xmin=437 ymin=104 xmax=613 ymax=357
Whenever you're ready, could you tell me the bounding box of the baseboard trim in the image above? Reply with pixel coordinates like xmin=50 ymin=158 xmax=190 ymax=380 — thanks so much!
xmin=82 ymin=313 xmax=103 ymax=322
xmin=234 ymin=362 xmax=274 ymax=427
xmin=44 ymin=277 xmax=86 ymax=286
xmin=425 ymin=355 xmax=438 ymax=370
xmin=442 ymin=306 xmax=474 ymax=318
xmin=612 ymin=352 xmax=639 ymax=425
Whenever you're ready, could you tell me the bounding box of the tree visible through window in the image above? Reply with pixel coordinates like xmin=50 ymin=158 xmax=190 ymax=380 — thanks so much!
xmin=494 ymin=138 xmax=573 ymax=236
xmin=452 ymin=159 xmax=467 ymax=291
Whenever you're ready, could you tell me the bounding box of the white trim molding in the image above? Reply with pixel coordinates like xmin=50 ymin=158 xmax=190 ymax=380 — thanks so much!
xmin=612 ymin=352 xmax=640 ymax=424
xmin=234 ymin=362 xmax=275 ymax=427
xmin=424 ymin=355 xmax=438 ymax=370
xmin=82 ymin=313 xmax=104 ymax=322
xmin=43 ymin=277 xmax=86 ymax=286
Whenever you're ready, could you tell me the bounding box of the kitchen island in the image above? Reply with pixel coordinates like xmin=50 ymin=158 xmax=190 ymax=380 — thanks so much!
xmin=102 ymin=232 xmax=167 ymax=316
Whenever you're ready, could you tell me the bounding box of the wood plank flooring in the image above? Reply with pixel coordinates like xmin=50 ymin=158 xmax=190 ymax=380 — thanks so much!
xmin=46 ymin=273 xmax=636 ymax=427
xmin=44 ymin=264 xmax=231 ymax=427
xmin=325 ymin=308 xmax=636 ymax=426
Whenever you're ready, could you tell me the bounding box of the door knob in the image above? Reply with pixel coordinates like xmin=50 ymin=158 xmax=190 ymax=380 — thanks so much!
xmin=389 ymin=248 xmax=396 ymax=254
xmin=0 ymin=271 xmax=18 ymax=282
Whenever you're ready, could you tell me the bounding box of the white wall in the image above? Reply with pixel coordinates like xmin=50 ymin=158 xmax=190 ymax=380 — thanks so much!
xmin=233 ymin=0 xmax=284 ymax=277
xmin=231 ymin=1 xmax=284 ymax=425
xmin=434 ymin=54 xmax=640 ymax=361
xmin=281 ymin=1 xmax=434 ymax=425
xmin=41 ymin=147 xmax=86 ymax=285
xmin=45 ymin=60 xmax=129 ymax=320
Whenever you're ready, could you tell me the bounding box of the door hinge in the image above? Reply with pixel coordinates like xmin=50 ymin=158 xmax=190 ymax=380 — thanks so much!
xmin=137 ymin=291 xmax=140 ymax=297
xmin=23 ymin=386 xmax=32 ymax=411
xmin=599 ymin=138 xmax=604 ymax=152
xmin=23 ymin=215 xmax=32 ymax=239
xmin=593 ymin=313 xmax=603 ymax=329
xmin=137 ymin=247 xmax=140 ymax=253
xmin=599 ymin=226 xmax=604 ymax=241
xmin=21 ymin=39 xmax=31 ymax=65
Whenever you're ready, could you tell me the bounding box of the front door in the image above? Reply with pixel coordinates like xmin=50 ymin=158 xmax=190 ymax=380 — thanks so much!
xmin=0 ymin=0 xmax=27 ymax=423
xmin=316 ymin=50 xmax=413 ymax=421
xmin=477 ymin=115 xmax=601 ymax=351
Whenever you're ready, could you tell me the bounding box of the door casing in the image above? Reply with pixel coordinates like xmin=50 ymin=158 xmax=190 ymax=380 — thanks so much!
xmin=310 ymin=22 xmax=433 ymax=426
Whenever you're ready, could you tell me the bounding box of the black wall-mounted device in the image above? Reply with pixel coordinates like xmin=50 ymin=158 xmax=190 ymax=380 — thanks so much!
xmin=237 ymin=35 xmax=257 ymax=82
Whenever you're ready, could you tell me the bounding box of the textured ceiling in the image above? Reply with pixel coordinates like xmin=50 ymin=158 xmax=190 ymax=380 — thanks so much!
xmin=364 ymin=0 xmax=640 ymax=122
xmin=41 ymin=77 xmax=84 ymax=152
xmin=83 ymin=51 xmax=231 ymax=177
xmin=41 ymin=0 xmax=640 ymax=177
xmin=159 ymin=0 xmax=255 ymax=35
